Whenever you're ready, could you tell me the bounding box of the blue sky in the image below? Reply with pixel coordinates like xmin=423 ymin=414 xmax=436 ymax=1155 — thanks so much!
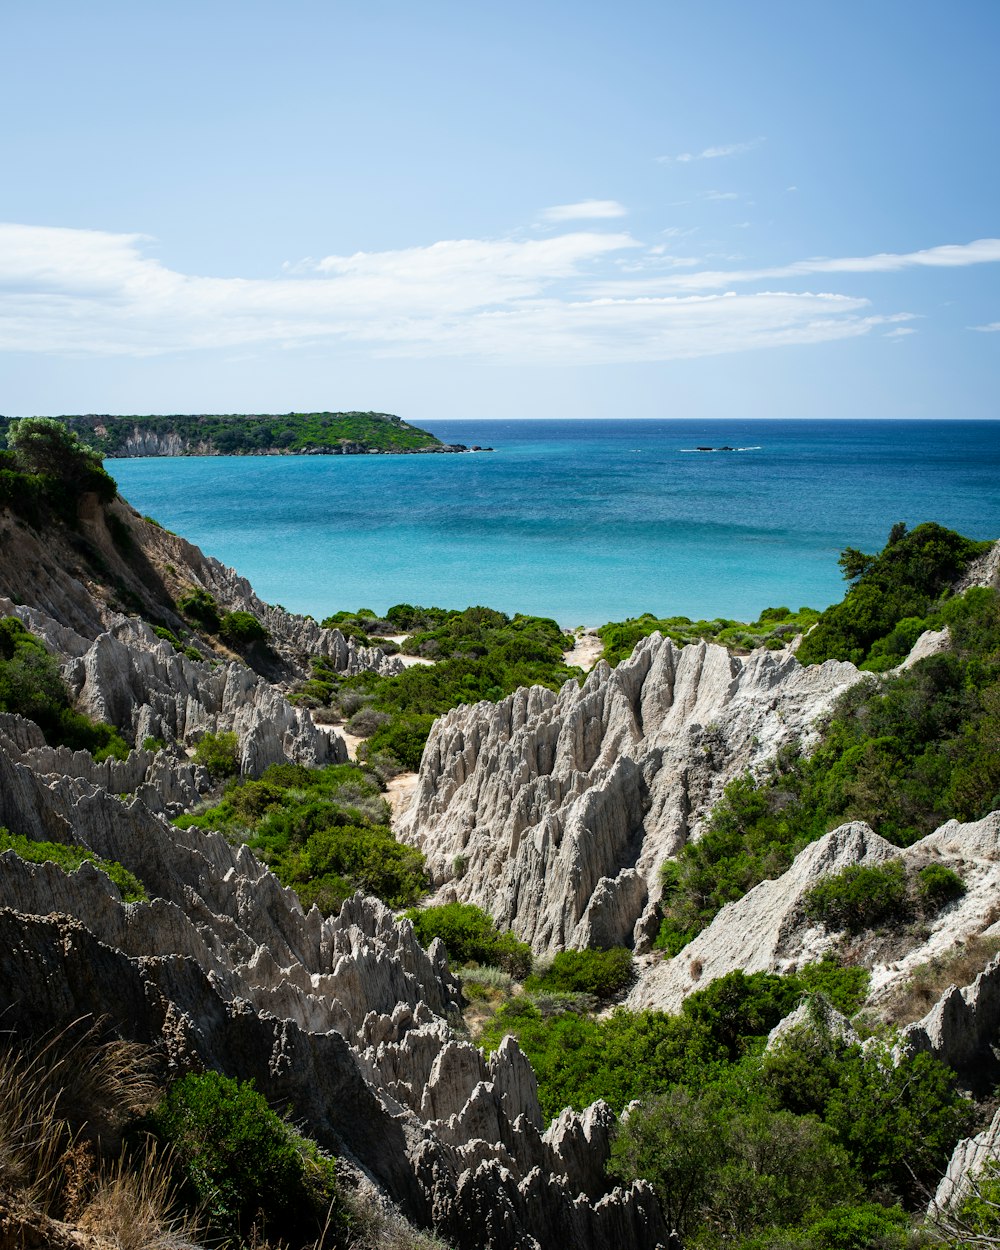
xmin=2 ymin=0 xmax=998 ymax=420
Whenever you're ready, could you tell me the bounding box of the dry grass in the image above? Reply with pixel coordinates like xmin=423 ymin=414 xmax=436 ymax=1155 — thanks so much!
xmin=338 ymin=1183 xmax=453 ymax=1250
xmin=79 ymin=1144 xmax=205 ymax=1250
xmin=878 ymin=934 xmax=1000 ymax=1026
xmin=0 ymin=1017 xmax=172 ymax=1246
xmin=0 ymin=1041 xmax=71 ymax=1210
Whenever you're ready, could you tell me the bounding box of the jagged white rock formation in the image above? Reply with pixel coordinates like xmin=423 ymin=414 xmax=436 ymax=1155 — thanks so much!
xmin=399 ymin=634 xmax=861 ymax=955
xmin=933 ymin=1107 xmax=1000 ymax=1212
xmin=0 ymin=740 xmax=668 ymax=1249
xmin=628 ymin=812 xmax=1000 ymax=1018
xmin=628 ymin=821 xmax=896 ymax=1013
xmin=0 ymin=596 xmax=343 ymax=784
xmin=766 ymin=995 xmax=862 ymax=1052
xmin=898 ymin=952 xmax=1000 ymax=1075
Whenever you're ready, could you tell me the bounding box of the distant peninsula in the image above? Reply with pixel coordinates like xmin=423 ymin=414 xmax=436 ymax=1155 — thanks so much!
xmin=0 ymin=411 xmax=491 ymax=458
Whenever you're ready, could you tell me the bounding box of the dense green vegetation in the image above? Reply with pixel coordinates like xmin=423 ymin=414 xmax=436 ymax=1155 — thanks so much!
xmin=795 ymin=522 xmax=991 ymax=668
xmin=153 ymin=1071 xmax=344 ymax=1244
xmin=0 ymin=827 xmax=147 ymax=902
xmin=524 ymin=947 xmax=636 ymax=1000
xmin=479 ymin=965 xmax=871 ymax=1118
xmin=296 ymin=605 xmax=581 ymax=771
xmin=654 ymin=575 xmax=1000 ymax=955
xmin=0 ymin=416 xmax=117 ymax=524
xmin=802 ymin=862 xmax=910 ymax=932
xmin=176 ymin=762 xmax=427 ymax=912
xmin=598 ymin=604 xmax=821 ymax=667
xmin=405 ymin=902 xmax=533 ymax=977
xmin=0 ymin=616 xmax=130 ymax=760
xmin=192 ymin=730 xmax=240 ymax=779
xmin=18 ymin=411 xmax=448 ymax=456
xmin=476 ymin=965 xmax=967 ymax=1246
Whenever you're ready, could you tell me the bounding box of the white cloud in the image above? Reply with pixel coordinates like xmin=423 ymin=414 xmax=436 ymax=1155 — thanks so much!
xmin=656 ymin=138 xmax=763 ymax=164
xmin=885 ymin=326 xmax=917 ymax=338
xmin=0 ymin=221 xmax=977 ymax=367
xmin=587 ymin=238 xmax=1000 ymax=296
xmin=971 ymin=321 xmax=1000 ymax=332
xmin=541 ymin=199 xmax=628 ymax=222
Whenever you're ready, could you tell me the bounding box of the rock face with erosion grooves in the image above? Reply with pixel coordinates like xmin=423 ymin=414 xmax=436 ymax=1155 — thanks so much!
xmin=398 ymin=633 xmax=861 ymax=955
xmin=0 ymin=749 xmax=668 ymax=1249
xmin=628 ymin=811 xmax=1000 ymax=1019
xmin=0 ymin=488 xmax=670 ymax=1249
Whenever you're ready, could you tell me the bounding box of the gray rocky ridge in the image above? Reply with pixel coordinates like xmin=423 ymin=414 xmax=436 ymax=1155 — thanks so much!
xmin=0 ymin=493 xmax=666 ymax=1249
xmin=398 ymin=633 xmax=862 ymax=959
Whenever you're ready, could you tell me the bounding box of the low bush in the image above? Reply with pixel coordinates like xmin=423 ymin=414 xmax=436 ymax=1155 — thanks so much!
xmin=598 ymin=605 xmax=821 ymax=667
xmin=0 ymin=828 xmax=146 ymax=902
xmin=803 ymin=862 xmax=909 ymax=932
xmin=526 ymin=947 xmax=635 ymax=1000
xmin=153 ymin=1071 xmax=341 ymax=1243
xmin=176 ymin=587 xmax=221 ymax=633
xmin=405 ymin=902 xmax=533 ymax=978
xmin=192 ymin=730 xmax=239 ymax=779
xmin=176 ymin=762 xmax=427 ymax=911
xmin=219 ymin=609 xmax=268 ymax=644
xmin=917 ymin=862 xmax=966 ymax=909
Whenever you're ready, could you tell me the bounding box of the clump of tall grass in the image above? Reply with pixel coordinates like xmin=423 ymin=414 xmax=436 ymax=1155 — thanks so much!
xmin=78 ymin=1143 xmax=204 ymax=1250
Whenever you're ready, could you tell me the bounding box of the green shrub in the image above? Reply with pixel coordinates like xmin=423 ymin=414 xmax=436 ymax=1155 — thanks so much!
xmin=803 ymin=862 xmax=908 ymax=932
xmin=141 ymin=735 xmax=167 ymax=752
xmin=526 ymin=947 xmax=635 ymax=1000
xmin=152 ymin=625 xmax=183 ymax=649
xmin=0 ymin=828 xmax=147 ymax=902
xmin=0 ymin=616 xmax=129 ymax=760
xmin=154 ymin=1071 xmax=340 ymax=1242
xmin=609 ymin=1091 xmax=859 ymax=1244
xmin=794 ymin=958 xmax=870 ymax=1016
xmin=917 ymin=862 xmax=966 ymax=910
xmin=796 ymin=522 xmax=991 ymax=667
xmin=192 ymin=730 xmax=239 ymax=779
xmin=219 ymin=610 xmax=268 ymax=645
xmin=176 ymin=588 xmax=221 ymax=633
xmin=793 ymin=1202 xmax=915 ymax=1250
xmin=6 ymin=417 xmax=117 ymax=505
xmin=597 ymin=605 xmax=821 ymax=666
xmin=175 ymin=762 xmax=427 ymax=911
xmin=405 ymin=902 xmax=533 ymax=978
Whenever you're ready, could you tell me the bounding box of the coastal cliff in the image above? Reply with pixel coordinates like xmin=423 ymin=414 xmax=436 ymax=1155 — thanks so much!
xmin=0 ymin=411 xmax=490 ymax=457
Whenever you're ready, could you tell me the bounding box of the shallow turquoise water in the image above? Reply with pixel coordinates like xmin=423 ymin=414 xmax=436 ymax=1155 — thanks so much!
xmin=111 ymin=420 xmax=1000 ymax=627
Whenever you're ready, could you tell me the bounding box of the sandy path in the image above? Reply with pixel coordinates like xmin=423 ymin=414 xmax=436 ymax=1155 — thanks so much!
xmin=565 ymin=629 xmax=604 ymax=671
xmin=387 ymin=771 xmax=419 ymax=818
xmin=383 ymin=635 xmax=435 ymax=666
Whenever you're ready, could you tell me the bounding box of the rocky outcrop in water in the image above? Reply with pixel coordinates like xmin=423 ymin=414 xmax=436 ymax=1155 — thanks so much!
xmin=398 ymin=634 xmax=861 ymax=956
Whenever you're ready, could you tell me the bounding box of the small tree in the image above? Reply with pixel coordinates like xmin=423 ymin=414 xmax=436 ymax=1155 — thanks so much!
xmin=193 ymin=730 xmax=239 ymax=779
xmin=7 ymin=417 xmax=116 ymax=502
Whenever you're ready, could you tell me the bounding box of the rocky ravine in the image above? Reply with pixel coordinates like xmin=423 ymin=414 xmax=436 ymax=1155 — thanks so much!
xmin=0 ymin=749 xmax=666 ymax=1249
xmin=398 ymin=633 xmax=862 ymax=957
xmin=0 ymin=494 xmax=667 ymax=1250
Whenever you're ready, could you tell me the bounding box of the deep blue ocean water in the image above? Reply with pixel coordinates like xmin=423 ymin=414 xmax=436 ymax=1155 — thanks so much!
xmin=110 ymin=420 xmax=1000 ymax=627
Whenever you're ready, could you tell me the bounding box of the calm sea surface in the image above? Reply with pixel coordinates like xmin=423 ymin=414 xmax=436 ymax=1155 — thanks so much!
xmin=110 ymin=420 xmax=1000 ymax=627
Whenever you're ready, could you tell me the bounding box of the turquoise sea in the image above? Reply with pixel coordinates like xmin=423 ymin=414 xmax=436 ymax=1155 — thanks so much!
xmin=111 ymin=420 xmax=1000 ymax=628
